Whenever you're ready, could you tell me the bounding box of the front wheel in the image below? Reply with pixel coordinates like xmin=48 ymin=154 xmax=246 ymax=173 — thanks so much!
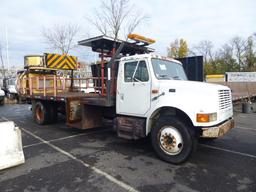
xmin=151 ymin=116 xmax=196 ymax=164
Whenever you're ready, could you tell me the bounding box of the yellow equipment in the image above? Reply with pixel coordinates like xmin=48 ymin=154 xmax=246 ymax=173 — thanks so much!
xmin=24 ymin=53 xmax=78 ymax=70
xmin=24 ymin=55 xmax=44 ymax=68
xmin=45 ymin=53 xmax=77 ymax=70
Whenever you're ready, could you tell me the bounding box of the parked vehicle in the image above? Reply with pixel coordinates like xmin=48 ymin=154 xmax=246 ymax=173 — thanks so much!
xmin=0 ymin=89 xmax=4 ymax=105
xmin=2 ymin=77 xmax=18 ymax=100
xmin=17 ymin=34 xmax=234 ymax=164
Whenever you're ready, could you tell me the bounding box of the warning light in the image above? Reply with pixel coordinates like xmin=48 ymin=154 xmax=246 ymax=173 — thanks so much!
xmin=128 ymin=34 xmax=156 ymax=44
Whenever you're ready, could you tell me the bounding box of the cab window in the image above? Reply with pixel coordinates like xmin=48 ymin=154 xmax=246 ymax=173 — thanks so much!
xmin=124 ymin=60 xmax=149 ymax=82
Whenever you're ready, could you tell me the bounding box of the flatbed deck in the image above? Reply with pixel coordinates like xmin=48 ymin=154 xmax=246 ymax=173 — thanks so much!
xmin=21 ymin=92 xmax=103 ymax=102
xmin=21 ymin=91 xmax=113 ymax=107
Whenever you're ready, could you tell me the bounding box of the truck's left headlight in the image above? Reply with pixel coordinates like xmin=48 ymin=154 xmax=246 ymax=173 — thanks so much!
xmin=196 ymin=113 xmax=217 ymax=123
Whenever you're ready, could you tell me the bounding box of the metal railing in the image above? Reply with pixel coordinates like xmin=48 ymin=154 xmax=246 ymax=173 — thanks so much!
xmin=17 ymin=75 xmax=107 ymax=97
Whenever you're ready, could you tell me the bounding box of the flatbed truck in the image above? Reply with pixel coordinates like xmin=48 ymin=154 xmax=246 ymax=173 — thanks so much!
xmin=17 ymin=34 xmax=234 ymax=164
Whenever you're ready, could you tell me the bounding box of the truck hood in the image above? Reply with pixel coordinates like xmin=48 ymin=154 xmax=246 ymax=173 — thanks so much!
xmin=158 ymin=80 xmax=228 ymax=92
xmin=151 ymin=80 xmax=233 ymax=127
xmin=157 ymin=79 xmax=231 ymax=116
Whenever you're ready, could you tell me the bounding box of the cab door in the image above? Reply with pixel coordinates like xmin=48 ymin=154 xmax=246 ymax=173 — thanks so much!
xmin=117 ymin=60 xmax=151 ymax=116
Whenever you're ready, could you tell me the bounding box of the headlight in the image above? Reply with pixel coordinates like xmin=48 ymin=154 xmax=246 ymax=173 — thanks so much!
xmin=196 ymin=113 xmax=217 ymax=123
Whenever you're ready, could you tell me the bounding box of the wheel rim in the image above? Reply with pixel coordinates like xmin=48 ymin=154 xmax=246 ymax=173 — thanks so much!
xmin=35 ymin=105 xmax=43 ymax=121
xmin=158 ymin=126 xmax=183 ymax=155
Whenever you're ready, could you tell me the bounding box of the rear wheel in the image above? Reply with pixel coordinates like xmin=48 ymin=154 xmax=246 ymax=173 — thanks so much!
xmin=151 ymin=116 xmax=196 ymax=164
xmin=32 ymin=101 xmax=50 ymax=125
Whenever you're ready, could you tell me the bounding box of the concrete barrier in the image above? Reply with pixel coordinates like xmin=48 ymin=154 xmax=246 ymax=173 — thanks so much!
xmin=0 ymin=121 xmax=25 ymax=170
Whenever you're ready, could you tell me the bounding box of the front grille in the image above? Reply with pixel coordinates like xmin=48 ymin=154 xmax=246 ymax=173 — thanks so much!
xmin=218 ymin=90 xmax=232 ymax=110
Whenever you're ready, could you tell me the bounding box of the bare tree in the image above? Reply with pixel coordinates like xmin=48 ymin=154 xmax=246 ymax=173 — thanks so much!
xmin=42 ymin=23 xmax=80 ymax=54
xmin=231 ymin=36 xmax=246 ymax=69
xmin=193 ymin=40 xmax=214 ymax=63
xmin=244 ymin=36 xmax=256 ymax=70
xmin=87 ymin=0 xmax=148 ymax=41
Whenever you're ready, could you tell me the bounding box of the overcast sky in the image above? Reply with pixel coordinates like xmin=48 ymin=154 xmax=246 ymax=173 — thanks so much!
xmin=0 ymin=0 xmax=255 ymax=67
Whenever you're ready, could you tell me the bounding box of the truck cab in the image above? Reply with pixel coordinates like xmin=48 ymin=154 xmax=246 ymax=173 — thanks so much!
xmin=115 ymin=53 xmax=234 ymax=163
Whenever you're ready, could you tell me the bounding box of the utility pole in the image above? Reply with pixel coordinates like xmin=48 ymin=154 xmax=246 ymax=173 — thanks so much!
xmin=0 ymin=44 xmax=5 ymax=79
xmin=5 ymin=26 xmax=10 ymax=73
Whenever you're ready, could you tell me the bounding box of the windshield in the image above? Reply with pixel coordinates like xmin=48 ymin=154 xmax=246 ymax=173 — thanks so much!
xmin=8 ymin=79 xmax=16 ymax=85
xmin=151 ymin=58 xmax=187 ymax=80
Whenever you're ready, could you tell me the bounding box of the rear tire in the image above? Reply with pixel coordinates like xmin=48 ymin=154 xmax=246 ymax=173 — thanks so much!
xmin=32 ymin=101 xmax=50 ymax=125
xmin=151 ymin=116 xmax=196 ymax=164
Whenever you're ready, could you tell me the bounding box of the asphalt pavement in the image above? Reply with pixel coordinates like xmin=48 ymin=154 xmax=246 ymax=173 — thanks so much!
xmin=0 ymin=104 xmax=255 ymax=192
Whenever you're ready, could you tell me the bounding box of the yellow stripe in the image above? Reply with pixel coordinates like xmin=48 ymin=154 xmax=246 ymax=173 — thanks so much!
xmin=67 ymin=58 xmax=76 ymax=68
xmin=57 ymin=58 xmax=68 ymax=69
xmin=63 ymin=64 xmax=69 ymax=69
xmin=65 ymin=60 xmax=75 ymax=69
xmin=70 ymin=56 xmax=77 ymax=64
xmin=60 ymin=57 xmax=76 ymax=69
xmin=67 ymin=56 xmax=75 ymax=65
xmin=50 ymin=54 xmax=66 ymax=68
xmin=206 ymin=74 xmax=225 ymax=78
xmin=47 ymin=54 xmax=59 ymax=66
xmin=47 ymin=53 xmax=55 ymax=61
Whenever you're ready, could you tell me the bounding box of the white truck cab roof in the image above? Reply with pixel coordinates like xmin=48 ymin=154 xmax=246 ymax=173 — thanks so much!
xmin=120 ymin=53 xmax=183 ymax=65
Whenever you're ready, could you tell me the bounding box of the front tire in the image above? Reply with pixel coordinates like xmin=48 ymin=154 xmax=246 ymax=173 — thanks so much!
xmin=151 ymin=116 xmax=195 ymax=164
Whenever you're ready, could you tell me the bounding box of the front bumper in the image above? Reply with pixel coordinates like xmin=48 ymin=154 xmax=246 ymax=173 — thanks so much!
xmin=200 ymin=118 xmax=234 ymax=138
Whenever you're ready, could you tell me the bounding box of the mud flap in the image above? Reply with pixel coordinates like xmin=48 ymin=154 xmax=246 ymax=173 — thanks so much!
xmin=0 ymin=121 xmax=25 ymax=170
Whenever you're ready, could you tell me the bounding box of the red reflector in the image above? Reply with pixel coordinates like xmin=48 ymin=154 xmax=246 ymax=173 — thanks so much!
xmin=152 ymin=89 xmax=159 ymax=94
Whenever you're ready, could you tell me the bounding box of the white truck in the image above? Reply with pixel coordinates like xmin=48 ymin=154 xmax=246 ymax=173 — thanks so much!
xmin=17 ymin=34 xmax=234 ymax=164
xmin=2 ymin=77 xmax=19 ymax=100
xmin=0 ymin=89 xmax=4 ymax=105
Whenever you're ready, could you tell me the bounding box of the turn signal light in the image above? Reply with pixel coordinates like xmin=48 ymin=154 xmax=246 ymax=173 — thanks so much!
xmin=197 ymin=114 xmax=209 ymax=122
xmin=196 ymin=113 xmax=217 ymax=123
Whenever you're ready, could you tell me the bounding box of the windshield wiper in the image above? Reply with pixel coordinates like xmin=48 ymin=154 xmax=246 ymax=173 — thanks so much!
xmin=158 ymin=75 xmax=180 ymax=80
xmin=172 ymin=76 xmax=181 ymax=80
xmin=158 ymin=75 xmax=172 ymax=79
